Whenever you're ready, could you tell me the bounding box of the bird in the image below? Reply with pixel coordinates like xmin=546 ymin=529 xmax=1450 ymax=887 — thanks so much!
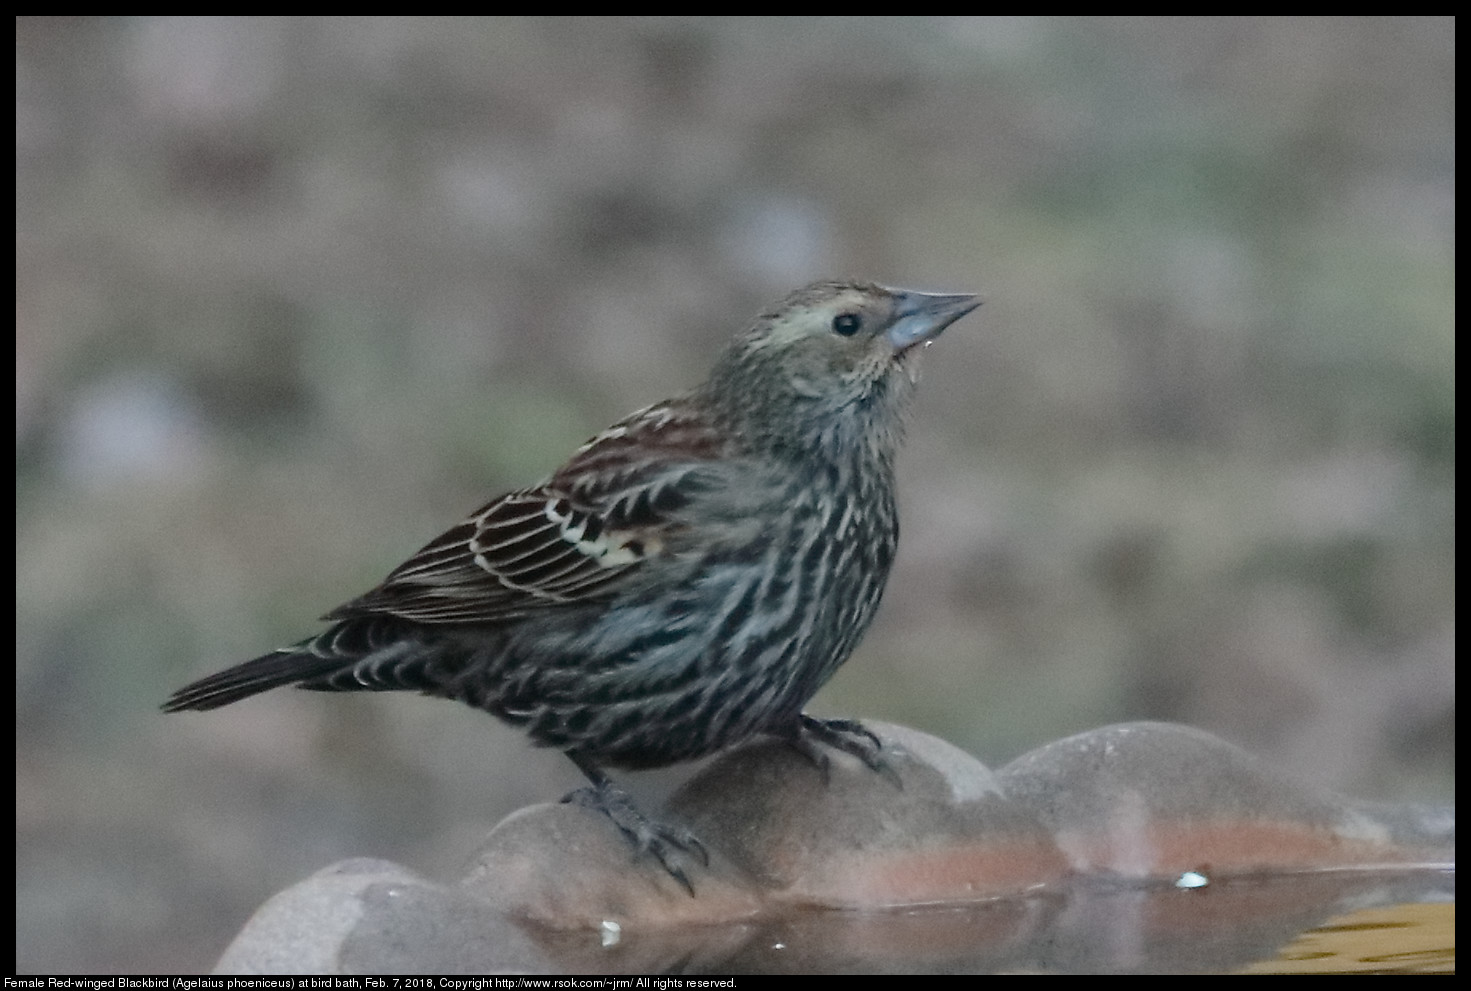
xmin=164 ymin=280 xmax=980 ymax=893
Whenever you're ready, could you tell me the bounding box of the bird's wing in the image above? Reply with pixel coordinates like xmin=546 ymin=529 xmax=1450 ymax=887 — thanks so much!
xmin=323 ymin=399 xmax=737 ymax=625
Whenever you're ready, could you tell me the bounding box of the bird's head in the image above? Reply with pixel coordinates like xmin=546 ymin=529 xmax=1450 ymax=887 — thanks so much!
xmin=700 ymin=281 xmax=980 ymax=462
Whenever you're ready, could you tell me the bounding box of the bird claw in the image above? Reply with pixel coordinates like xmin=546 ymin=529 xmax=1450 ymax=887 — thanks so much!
xmin=792 ymin=715 xmax=903 ymax=789
xmin=563 ymin=782 xmax=708 ymax=895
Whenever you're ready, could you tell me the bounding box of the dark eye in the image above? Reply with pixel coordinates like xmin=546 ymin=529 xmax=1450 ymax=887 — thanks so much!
xmin=832 ymin=313 xmax=862 ymax=337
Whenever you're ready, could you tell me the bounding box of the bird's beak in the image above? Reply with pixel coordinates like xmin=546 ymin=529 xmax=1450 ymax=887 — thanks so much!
xmin=885 ymin=290 xmax=982 ymax=352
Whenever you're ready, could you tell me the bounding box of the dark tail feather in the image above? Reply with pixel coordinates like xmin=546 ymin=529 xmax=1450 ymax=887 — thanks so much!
xmin=162 ymin=647 xmax=349 ymax=712
xmin=163 ymin=618 xmax=448 ymax=712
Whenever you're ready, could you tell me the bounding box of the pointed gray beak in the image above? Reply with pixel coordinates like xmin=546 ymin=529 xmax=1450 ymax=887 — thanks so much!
xmin=885 ymin=289 xmax=982 ymax=352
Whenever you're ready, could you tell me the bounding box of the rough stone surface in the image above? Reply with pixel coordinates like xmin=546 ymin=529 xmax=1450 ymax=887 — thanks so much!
xmin=997 ymin=722 xmax=1456 ymax=877
xmin=207 ymin=722 xmax=1455 ymax=973
xmin=214 ymin=858 xmax=559 ymax=975
xmin=667 ymin=721 xmax=1069 ymax=908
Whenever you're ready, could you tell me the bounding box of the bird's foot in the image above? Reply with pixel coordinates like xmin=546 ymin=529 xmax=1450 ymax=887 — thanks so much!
xmin=790 ymin=714 xmax=903 ymax=789
xmin=562 ymin=781 xmax=709 ymax=896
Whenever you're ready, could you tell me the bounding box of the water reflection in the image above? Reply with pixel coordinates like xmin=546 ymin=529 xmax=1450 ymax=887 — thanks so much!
xmin=528 ymin=868 xmax=1453 ymax=974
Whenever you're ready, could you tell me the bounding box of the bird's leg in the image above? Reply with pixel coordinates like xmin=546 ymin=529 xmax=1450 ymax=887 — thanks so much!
xmin=562 ymin=751 xmax=709 ymax=896
xmin=789 ymin=714 xmax=903 ymax=789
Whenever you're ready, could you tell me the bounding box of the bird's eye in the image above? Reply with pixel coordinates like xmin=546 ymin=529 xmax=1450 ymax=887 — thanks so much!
xmin=832 ymin=313 xmax=862 ymax=337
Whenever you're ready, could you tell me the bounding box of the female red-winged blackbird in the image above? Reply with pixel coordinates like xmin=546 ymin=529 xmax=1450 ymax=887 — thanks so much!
xmin=165 ymin=280 xmax=979 ymax=892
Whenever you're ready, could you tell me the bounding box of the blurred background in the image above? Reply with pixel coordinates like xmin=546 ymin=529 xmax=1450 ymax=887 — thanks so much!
xmin=16 ymin=17 xmax=1454 ymax=973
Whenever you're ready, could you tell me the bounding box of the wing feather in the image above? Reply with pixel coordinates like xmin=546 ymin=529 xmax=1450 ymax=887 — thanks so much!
xmin=322 ymin=399 xmax=737 ymax=625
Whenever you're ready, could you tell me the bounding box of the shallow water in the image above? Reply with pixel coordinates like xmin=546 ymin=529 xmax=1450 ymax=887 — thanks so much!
xmin=530 ymin=867 xmax=1453 ymax=974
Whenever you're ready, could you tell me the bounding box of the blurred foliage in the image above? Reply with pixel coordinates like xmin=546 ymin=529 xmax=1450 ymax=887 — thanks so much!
xmin=15 ymin=17 xmax=1453 ymax=973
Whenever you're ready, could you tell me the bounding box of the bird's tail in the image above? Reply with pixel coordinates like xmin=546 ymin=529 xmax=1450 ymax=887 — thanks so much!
xmin=161 ymin=617 xmax=428 ymax=712
xmin=161 ymin=645 xmax=350 ymax=711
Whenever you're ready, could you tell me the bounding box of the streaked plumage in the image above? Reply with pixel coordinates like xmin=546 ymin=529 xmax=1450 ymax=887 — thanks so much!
xmin=165 ymin=280 xmax=980 ymax=890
